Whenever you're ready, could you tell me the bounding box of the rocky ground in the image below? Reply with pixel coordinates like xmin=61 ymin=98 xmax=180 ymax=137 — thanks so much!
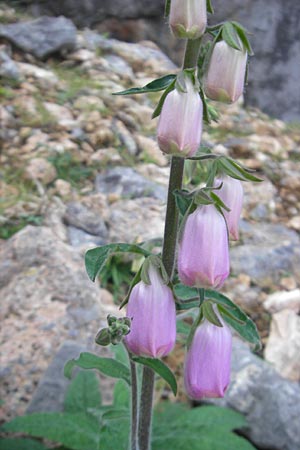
xmin=1 ymin=4 xmax=300 ymax=449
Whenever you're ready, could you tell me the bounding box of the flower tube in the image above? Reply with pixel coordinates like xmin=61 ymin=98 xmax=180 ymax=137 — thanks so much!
xmin=204 ymin=40 xmax=248 ymax=103
xmin=125 ymin=265 xmax=176 ymax=358
xmin=169 ymin=0 xmax=207 ymax=39
xmin=215 ymin=175 xmax=244 ymax=240
xmin=178 ymin=205 xmax=230 ymax=289
xmin=157 ymin=77 xmax=203 ymax=157
xmin=184 ymin=313 xmax=232 ymax=399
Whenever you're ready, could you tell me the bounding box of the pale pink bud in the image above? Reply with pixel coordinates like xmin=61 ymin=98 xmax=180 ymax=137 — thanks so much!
xmin=215 ymin=176 xmax=244 ymax=240
xmin=169 ymin=0 xmax=207 ymax=39
xmin=178 ymin=205 xmax=230 ymax=289
xmin=157 ymin=78 xmax=203 ymax=157
xmin=125 ymin=266 xmax=176 ymax=358
xmin=204 ymin=41 xmax=247 ymax=103
xmin=184 ymin=314 xmax=232 ymax=399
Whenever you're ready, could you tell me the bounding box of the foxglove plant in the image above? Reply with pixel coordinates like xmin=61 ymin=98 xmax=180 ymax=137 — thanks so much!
xmin=204 ymin=40 xmax=248 ymax=103
xmin=66 ymin=4 xmax=260 ymax=450
xmin=178 ymin=204 xmax=230 ymax=289
xmin=125 ymin=260 xmax=176 ymax=358
xmin=169 ymin=0 xmax=207 ymax=39
xmin=184 ymin=309 xmax=232 ymax=399
xmin=214 ymin=175 xmax=244 ymax=240
xmin=157 ymin=75 xmax=203 ymax=157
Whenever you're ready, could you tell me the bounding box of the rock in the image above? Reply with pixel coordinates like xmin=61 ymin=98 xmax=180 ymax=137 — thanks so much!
xmin=264 ymin=310 xmax=300 ymax=381
xmin=30 ymin=0 xmax=165 ymax=27
xmin=113 ymin=120 xmax=138 ymax=156
xmin=205 ymin=339 xmax=300 ymax=450
xmin=0 ymin=16 xmax=77 ymax=59
xmin=108 ymin=197 xmax=165 ymax=243
xmin=135 ymin=134 xmax=168 ymax=166
xmin=95 ymin=166 xmax=167 ymax=201
xmin=17 ymin=62 xmax=58 ymax=88
xmin=64 ymin=202 xmax=108 ymax=240
xmin=0 ymin=226 xmax=108 ymax=419
xmin=67 ymin=226 xmax=107 ymax=248
xmin=230 ymin=222 xmax=300 ymax=288
xmin=0 ymin=49 xmax=21 ymax=80
xmin=264 ymin=289 xmax=300 ymax=313
xmin=27 ymin=341 xmax=87 ymax=413
xmin=25 ymin=157 xmax=57 ymax=184
xmin=54 ymin=179 xmax=72 ymax=197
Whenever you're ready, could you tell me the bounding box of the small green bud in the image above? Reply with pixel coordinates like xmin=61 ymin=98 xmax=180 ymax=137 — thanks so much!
xmin=95 ymin=328 xmax=111 ymax=346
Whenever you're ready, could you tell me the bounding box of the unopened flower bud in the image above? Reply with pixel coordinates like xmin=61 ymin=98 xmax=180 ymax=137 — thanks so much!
xmin=125 ymin=265 xmax=176 ymax=358
xmin=204 ymin=41 xmax=247 ymax=103
xmin=169 ymin=0 xmax=207 ymax=39
xmin=178 ymin=205 xmax=230 ymax=289
xmin=184 ymin=312 xmax=232 ymax=399
xmin=157 ymin=77 xmax=203 ymax=158
xmin=107 ymin=315 xmax=117 ymax=326
xmin=95 ymin=328 xmax=111 ymax=346
xmin=214 ymin=176 xmax=243 ymax=240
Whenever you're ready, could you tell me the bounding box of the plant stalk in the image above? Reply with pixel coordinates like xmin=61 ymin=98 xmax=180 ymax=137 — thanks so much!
xmin=129 ymin=359 xmax=139 ymax=450
xmin=137 ymin=37 xmax=202 ymax=450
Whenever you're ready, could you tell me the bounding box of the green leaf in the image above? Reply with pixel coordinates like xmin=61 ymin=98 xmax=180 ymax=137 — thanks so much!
xmin=113 ymin=380 xmax=130 ymax=409
xmin=0 ymin=438 xmax=48 ymax=450
xmin=132 ymin=356 xmax=177 ymax=396
xmin=153 ymin=405 xmax=255 ymax=450
xmin=152 ymin=79 xmax=176 ymax=119
xmin=206 ymin=0 xmax=214 ymax=14
xmin=222 ymin=22 xmax=242 ymax=51
xmin=176 ymin=319 xmax=191 ymax=335
xmin=2 ymin=413 xmax=100 ymax=450
xmin=164 ymin=0 xmax=171 ymax=17
xmin=217 ymin=157 xmax=263 ymax=182
xmin=64 ymin=370 xmax=101 ymax=414
xmin=99 ymin=416 xmax=129 ymax=450
xmin=202 ymin=301 xmax=223 ymax=326
xmin=113 ymin=74 xmax=176 ymax=96
xmin=231 ymin=21 xmax=254 ymax=55
xmin=64 ymin=352 xmax=131 ymax=385
xmin=174 ymin=284 xmax=199 ymax=310
xmin=111 ymin=343 xmax=129 ymax=366
xmin=206 ymin=290 xmax=261 ymax=350
xmin=85 ymin=243 xmax=150 ymax=282
xmin=173 ymin=189 xmax=194 ymax=217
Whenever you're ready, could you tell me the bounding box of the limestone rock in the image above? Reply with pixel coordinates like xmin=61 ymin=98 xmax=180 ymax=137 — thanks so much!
xmin=0 ymin=16 xmax=77 ymax=59
xmin=25 ymin=157 xmax=57 ymax=184
xmin=264 ymin=310 xmax=300 ymax=381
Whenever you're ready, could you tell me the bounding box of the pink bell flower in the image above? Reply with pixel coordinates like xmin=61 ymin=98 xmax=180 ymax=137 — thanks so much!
xmin=178 ymin=205 xmax=230 ymax=289
xmin=215 ymin=176 xmax=244 ymax=240
xmin=157 ymin=77 xmax=203 ymax=158
xmin=169 ymin=0 xmax=207 ymax=39
xmin=184 ymin=313 xmax=232 ymax=399
xmin=204 ymin=40 xmax=248 ymax=103
xmin=125 ymin=265 xmax=176 ymax=358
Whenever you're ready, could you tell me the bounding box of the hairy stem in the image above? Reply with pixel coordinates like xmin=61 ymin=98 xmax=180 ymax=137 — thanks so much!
xmin=130 ymin=358 xmax=139 ymax=450
xmin=138 ymin=366 xmax=155 ymax=450
xmin=137 ymin=37 xmax=202 ymax=450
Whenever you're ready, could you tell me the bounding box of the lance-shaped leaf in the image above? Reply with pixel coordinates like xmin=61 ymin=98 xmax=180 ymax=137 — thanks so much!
xmin=132 ymin=356 xmax=177 ymax=396
xmin=231 ymin=21 xmax=254 ymax=55
xmin=217 ymin=157 xmax=263 ymax=182
xmin=206 ymin=290 xmax=261 ymax=350
xmin=206 ymin=0 xmax=214 ymax=14
xmin=152 ymin=78 xmax=176 ymax=119
xmin=64 ymin=352 xmax=131 ymax=385
xmin=85 ymin=243 xmax=151 ymax=282
xmin=221 ymin=22 xmax=242 ymax=51
xmin=113 ymin=74 xmax=176 ymax=96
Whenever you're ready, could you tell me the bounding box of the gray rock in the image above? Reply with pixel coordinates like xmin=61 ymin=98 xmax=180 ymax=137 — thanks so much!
xmin=95 ymin=166 xmax=167 ymax=201
xmin=67 ymin=226 xmax=107 ymax=247
xmin=207 ymin=339 xmax=300 ymax=450
xmin=27 ymin=341 xmax=86 ymax=413
xmin=64 ymin=202 xmax=108 ymax=238
xmin=0 ymin=50 xmax=20 ymax=80
xmin=30 ymin=0 xmax=165 ymax=27
xmin=0 ymin=16 xmax=77 ymax=59
xmin=231 ymin=222 xmax=300 ymax=288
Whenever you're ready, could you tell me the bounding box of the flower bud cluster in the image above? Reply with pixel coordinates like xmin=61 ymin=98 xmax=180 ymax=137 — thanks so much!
xmin=95 ymin=315 xmax=131 ymax=346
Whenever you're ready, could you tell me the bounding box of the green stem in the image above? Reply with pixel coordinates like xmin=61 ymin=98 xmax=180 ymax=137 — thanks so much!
xmin=138 ymin=37 xmax=203 ymax=450
xmin=138 ymin=366 xmax=155 ymax=450
xmin=129 ymin=358 xmax=139 ymax=450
